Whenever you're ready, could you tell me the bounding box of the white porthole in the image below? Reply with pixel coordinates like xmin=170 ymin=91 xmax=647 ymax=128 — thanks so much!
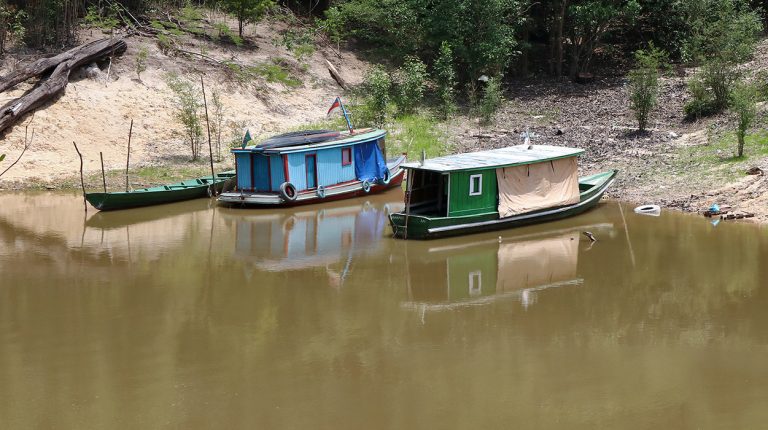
xmin=469 ymin=174 xmax=482 ymax=196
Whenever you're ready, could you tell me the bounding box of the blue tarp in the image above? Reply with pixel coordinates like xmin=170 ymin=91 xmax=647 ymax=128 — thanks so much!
xmin=354 ymin=140 xmax=388 ymax=182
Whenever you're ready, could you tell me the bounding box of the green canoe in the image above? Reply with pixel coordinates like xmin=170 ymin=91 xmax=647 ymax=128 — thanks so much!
xmin=85 ymin=171 xmax=236 ymax=211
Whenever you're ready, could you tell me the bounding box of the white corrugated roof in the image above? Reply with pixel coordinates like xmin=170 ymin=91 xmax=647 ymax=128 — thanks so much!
xmin=402 ymin=144 xmax=583 ymax=172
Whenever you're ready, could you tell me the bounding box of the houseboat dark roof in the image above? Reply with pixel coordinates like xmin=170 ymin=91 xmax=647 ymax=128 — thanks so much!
xmin=238 ymin=128 xmax=384 ymax=154
xmin=402 ymin=144 xmax=584 ymax=172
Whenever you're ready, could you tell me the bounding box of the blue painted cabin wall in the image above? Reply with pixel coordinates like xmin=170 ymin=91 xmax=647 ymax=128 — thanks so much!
xmin=235 ymin=153 xmax=273 ymax=191
xmin=269 ymin=156 xmax=285 ymax=191
xmin=236 ymin=153 xmax=252 ymax=190
xmin=235 ymin=140 xmax=375 ymax=192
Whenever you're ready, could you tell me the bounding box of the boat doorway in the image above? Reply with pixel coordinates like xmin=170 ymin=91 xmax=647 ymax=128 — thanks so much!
xmin=306 ymin=154 xmax=317 ymax=189
xmin=407 ymin=170 xmax=448 ymax=217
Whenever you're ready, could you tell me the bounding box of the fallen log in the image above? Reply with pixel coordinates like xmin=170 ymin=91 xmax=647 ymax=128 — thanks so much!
xmin=0 ymin=37 xmax=127 ymax=136
xmin=325 ymin=59 xmax=347 ymax=90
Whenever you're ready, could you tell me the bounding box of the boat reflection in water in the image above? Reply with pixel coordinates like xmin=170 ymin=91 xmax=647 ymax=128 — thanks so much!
xmin=403 ymin=224 xmax=613 ymax=313
xmin=233 ymin=197 xmax=403 ymax=278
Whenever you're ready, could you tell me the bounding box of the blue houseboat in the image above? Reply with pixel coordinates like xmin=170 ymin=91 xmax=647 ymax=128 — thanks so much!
xmin=218 ymin=128 xmax=406 ymax=207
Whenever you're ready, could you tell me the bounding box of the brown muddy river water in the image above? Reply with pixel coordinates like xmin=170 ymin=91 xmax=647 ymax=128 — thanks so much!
xmin=1 ymin=190 xmax=767 ymax=429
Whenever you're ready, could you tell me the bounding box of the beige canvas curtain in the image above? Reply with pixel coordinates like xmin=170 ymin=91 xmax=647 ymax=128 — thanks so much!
xmin=496 ymin=156 xmax=580 ymax=217
xmin=496 ymin=233 xmax=579 ymax=293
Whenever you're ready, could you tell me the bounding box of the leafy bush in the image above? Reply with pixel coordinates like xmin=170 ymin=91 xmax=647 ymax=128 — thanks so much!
xmin=434 ymin=42 xmax=457 ymax=119
xmin=322 ymin=6 xmax=345 ymax=51
xmin=135 ymin=46 xmax=148 ymax=81
xmin=166 ymin=74 xmax=203 ymax=161
xmin=83 ymin=4 xmax=120 ymax=30
xmin=730 ymin=81 xmax=758 ymax=157
xmin=214 ymin=22 xmax=243 ymax=46
xmin=394 ymin=56 xmax=428 ymax=115
xmin=681 ymin=0 xmax=761 ymax=117
xmin=361 ymin=65 xmax=392 ymax=128
xmin=628 ymin=45 xmax=666 ymax=132
xmin=479 ymin=77 xmax=503 ymax=124
xmin=278 ymin=25 xmax=316 ymax=63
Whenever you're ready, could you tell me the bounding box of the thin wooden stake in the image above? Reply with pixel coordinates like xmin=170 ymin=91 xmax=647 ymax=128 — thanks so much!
xmin=125 ymin=118 xmax=133 ymax=192
xmin=73 ymin=141 xmax=87 ymax=213
xmin=403 ymin=170 xmax=413 ymax=240
xmin=99 ymin=151 xmax=107 ymax=192
xmin=200 ymin=75 xmax=216 ymax=196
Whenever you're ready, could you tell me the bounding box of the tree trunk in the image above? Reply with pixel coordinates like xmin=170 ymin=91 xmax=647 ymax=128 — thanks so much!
xmin=555 ymin=0 xmax=568 ymax=77
xmin=0 ymin=37 xmax=127 ymax=137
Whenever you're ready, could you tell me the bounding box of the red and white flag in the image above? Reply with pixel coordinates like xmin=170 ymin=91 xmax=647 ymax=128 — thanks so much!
xmin=327 ymin=97 xmax=342 ymax=116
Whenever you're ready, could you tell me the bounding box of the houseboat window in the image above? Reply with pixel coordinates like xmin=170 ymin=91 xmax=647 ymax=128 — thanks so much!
xmin=469 ymin=174 xmax=482 ymax=196
xmin=342 ymin=147 xmax=352 ymax=166
xmin=469 ymin=271 xmax=482 ymax=296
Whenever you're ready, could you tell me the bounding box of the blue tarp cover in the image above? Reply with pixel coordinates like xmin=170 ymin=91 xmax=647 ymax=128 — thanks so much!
xmin=354 ymin=140 xmax=388 ymax=182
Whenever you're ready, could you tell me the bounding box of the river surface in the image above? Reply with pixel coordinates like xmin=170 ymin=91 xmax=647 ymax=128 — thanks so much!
xmin=1 ymin=190 xmax=767 ymax=429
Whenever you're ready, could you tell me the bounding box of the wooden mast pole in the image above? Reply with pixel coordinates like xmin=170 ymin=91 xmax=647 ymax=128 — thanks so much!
xmin=200 ymin=75 xmax=216 ymax=196
xmin=99 ymin=151 xmax=107 ymax=192
xmin=125 ymin=118 xmax=133 ymax=192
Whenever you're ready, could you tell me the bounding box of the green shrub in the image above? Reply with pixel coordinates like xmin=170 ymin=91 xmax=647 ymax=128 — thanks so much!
xmin=628 ymin=45 xmax=665 ymax=132
xmin=362 ymin=65 xmax=392 ymax=128
xmin=166 ymin=74 xmax=203 ymax=161
xmin=479 ymin=76 xmax=503 ymax=124
xmin=323 ymin=6 xmax=345 ymax=51
xmin=730 ymin=81 xmax=758 ymax=158
xmin=135 ymin=46 xmax=148 ymax=81
xmin=434 ymin=42 xmax=457 ymax=119
xmin=394 ymin=56 xmax=428 ymax=115
xmin=684 ymin=77 xmax=717 ymax=119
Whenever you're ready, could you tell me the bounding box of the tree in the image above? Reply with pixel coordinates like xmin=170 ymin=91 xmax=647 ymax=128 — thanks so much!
xmin=628 ymin=45 xmax=665 ymax=132
xmin=221 ymin=0 xmax=275 ymax=38
xmin=479 ymin=76 xmax=504 ymax=124
xmin=682 ymin=0 xmax=761 ymax=115
xmin=434 ymin=41 xmax=457 ymax=118
xmin=730 ymin=81 xmax=757 ymax=158
xmin=166 ymin=74 xmax=203 ymax=161
xmin=362 ymin=65 xmax=392 ymax=128
xmin=567 ymin=0 xmax=640 ymax=78
xmin=394 ymin=56 xmax=428 ymax=115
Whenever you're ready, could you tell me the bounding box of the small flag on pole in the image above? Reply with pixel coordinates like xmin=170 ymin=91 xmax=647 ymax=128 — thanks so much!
xmin=242 ymin=130 xmax=252 ymax=148
xmin=327 ymin=97 xmax=342 ymax=116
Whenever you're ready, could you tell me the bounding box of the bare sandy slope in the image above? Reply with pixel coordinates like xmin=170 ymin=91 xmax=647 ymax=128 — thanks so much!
xmin=0 ymin=20 xmax=368 ymax=187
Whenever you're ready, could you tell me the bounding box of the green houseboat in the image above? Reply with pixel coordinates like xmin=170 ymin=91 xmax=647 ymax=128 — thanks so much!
xmin=389 ymin=144 xmax=617 ymax=239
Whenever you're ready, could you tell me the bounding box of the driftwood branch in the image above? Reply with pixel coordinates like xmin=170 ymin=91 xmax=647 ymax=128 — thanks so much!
xmin=73 ymin=141 xmax=87 ymax=213
xmin=0 ymin=38 xmax=127 ymax=136
xmin=0 ymin=114 xmax=35 ymax=178
xmin=325 ymin=60 xmax=347 ymax=90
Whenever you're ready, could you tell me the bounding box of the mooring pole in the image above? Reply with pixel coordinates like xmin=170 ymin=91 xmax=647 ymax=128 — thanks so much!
xmin=200 ymin=75 xmax=216 ymax=196
xmin=403 ymin=169 xmax=413 ymax=240
xmin=99 ymin=151 xmax=107 ymax=193
xmin=73 ymin=142 xmax=87 ymax=213
xmin=125 ymin=119 xmax=133 ymax=192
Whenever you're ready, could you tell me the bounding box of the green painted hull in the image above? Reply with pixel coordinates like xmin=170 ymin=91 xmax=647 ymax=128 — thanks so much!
xmin=389 ymin=169 xmax=618 ymax=240
xmin=86 ymin=171 xmax=236 ymax=211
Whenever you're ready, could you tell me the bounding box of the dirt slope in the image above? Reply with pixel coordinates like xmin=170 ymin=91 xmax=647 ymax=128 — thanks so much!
xmin=0 ymin=18 xmax=368 ymax=187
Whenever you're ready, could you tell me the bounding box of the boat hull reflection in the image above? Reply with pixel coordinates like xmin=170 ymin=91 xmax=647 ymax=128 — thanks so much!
xmin=404 ymin=224 xmax=613 ymax=311
xmin=233 ymin=197 xmax=403 ymax=273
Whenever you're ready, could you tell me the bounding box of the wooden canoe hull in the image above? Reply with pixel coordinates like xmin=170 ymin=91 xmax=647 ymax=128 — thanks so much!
xmin=389 ymin=170 xmax=618 ymax=240
xmin=85 ymin=172 xmax=235 ymax=211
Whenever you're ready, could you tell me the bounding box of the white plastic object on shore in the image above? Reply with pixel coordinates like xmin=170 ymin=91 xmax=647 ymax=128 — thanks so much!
xmin=634 ymin=204 xmax=661 ymax=216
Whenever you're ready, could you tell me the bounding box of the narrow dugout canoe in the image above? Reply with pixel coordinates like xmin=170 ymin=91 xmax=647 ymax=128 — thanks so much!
xmin=85 ymin=171 xmax=236 ymax=211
